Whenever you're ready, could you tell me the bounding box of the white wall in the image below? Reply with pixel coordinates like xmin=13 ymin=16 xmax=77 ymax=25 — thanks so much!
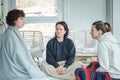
xmin=64 ymin=0 xmax=106 ymax=30
xmin=113 ymin=0 xmax=120 ymax=44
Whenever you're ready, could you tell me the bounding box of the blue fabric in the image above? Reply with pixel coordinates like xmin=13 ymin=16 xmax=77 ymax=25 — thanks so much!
xmin=46 ymin=38 xmax=75 ymax=68
xmin=95 ymin=72 xmax=105 ymax=80
xmin=112 ymin=78 xmax=120 ymax=80
xmin=75 ymin=61 xmax=111 ymax=80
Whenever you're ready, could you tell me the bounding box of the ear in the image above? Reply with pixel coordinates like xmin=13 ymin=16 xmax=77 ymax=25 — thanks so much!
xmin=98 ymin=30 xmax=102 ymax=35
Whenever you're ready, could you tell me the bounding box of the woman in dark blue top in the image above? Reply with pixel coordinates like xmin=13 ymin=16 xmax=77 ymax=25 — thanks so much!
xmin=46 ymin=36 xmax=75 ymax=68
xmin=43 ymin=21 xmax=83 ymax=80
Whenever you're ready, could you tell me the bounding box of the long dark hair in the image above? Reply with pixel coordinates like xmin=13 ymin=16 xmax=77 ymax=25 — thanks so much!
xmin=92 ymin=21 xmax=112 ymax=34
xmin=55 ymin=21 xmax=69 ymax=39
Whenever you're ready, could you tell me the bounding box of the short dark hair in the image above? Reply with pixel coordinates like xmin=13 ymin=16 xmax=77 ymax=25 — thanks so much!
xmin=6 ymin=9 xmax=25 ymax=26
xmin=55 ymin=21 xmax=69 ymax=38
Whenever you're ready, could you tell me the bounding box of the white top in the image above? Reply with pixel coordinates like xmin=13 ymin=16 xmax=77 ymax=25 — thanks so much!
xmin=96 ymin=32 xmax=120 ymax=78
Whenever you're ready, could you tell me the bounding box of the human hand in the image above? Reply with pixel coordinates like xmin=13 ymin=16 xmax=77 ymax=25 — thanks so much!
xmin=56 ymin=66 xmax=66 ymax=75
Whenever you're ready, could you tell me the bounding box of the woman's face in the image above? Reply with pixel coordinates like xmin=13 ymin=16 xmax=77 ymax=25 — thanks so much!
xmin=55 ymin=24 xmax=66 ymax=38
xmin=14 ymin=17 xmax=25 ymax=29
xmin=90 ymin=25 xmax=101 ymax=39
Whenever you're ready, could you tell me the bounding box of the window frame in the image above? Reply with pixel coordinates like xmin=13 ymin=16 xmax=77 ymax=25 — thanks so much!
xmin=11 ymin=0 xmax=63 ymax=23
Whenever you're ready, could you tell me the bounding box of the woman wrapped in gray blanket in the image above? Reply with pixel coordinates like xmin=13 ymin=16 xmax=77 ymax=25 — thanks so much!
xmin=0 ymin=9 xmax=57 ymax=80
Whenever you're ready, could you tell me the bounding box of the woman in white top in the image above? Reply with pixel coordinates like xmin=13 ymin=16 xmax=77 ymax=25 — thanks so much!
xmin=75 ymin=21 xmax=120 ymax=80
xmin=91 ymin=21 xmax=120 ymax=80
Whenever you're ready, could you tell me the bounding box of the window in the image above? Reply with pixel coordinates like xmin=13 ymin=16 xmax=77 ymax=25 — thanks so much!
xmin=11 ymin=0 xmax=63 ymax=47
xmin=15 ymin=0 xmax=63 ymax=33
xmin=16 ymin=0 xmax=57 ymax=17
xmin=15 ymin=0 xmax=63 ymax=22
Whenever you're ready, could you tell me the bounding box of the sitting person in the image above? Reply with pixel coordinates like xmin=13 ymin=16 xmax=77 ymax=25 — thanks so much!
xmin=42 ymin=21 xmax=83 ymax=80
xmin=0 ymin=9 xmax=57 ymax=80
xmin=75 ymin=21 xmax=120 ymax=80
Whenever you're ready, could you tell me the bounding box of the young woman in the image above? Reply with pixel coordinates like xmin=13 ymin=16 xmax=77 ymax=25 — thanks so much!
xmin=75 ymin=21 xmax=120 ymax=80
xmin=0 ymin=9 xmax=57 ymax=80
xmin=43 ymin=21 xmax=83 ymax=80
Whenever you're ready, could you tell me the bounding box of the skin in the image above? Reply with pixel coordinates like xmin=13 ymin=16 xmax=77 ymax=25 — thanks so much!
xmin=90 ymin=25 xmax=102 ymax=40
xmin=55 ymin=24 xmax=66 ymax=42
xmin=14 ymin=17 xmax=25 ymax=29
xmin=55 ymin=24 xmax=67 ymax=75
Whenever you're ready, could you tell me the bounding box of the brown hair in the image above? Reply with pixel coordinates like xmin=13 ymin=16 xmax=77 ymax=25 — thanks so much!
xmin=55 ymin=21 xmax=69 ymax=39
xmin=6 ymin=9 xmax=25 ymax=26
xmin=92 ymin=21 xmax=112 ymax=34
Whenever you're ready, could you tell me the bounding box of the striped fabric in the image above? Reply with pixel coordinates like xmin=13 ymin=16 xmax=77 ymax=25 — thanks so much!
xmin=74 ymin=61 xmax=111 ymax=80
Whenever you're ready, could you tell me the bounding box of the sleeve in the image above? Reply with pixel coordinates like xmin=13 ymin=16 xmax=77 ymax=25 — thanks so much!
xmin=64 ymin=40 xmax=76 ymax=68
xmin=46 ymin=41 xmax=59 ymax=68
xmin=96 ymin=42 xmax=109 ymax=72
xmin=82 ymin=47 xmax=97 ymax=54
xmin=82 ymin=39 xmax=98 ymax=54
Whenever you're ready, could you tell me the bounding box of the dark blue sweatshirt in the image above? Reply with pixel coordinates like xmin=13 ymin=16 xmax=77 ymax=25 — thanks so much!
xmin=46 ymin=38 xmax=76 ymax=68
